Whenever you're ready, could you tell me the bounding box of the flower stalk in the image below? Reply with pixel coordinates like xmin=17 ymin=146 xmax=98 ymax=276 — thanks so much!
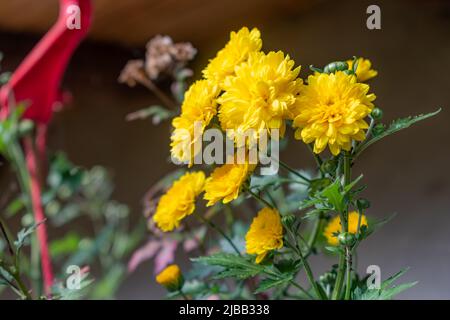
xmin=194 ymin=212 xmax=241 ymax=256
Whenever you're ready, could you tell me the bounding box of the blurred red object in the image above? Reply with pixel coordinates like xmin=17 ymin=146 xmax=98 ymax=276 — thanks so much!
xmin=0 ymin=0 xmax=92 ymax=296
xmin=0 ymin=0 xmax=92 ymax=123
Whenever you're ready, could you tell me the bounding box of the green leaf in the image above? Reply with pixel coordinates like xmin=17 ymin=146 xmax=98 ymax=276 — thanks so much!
xmin=191 ymin=253 xmax=264 ymax=280
xmin=63 ymin=224 xmax=115 ymax=269
xmin=324 ymin=246 xmax=344 ymax=255
xmin=360 ymin=213 xmax=397 ymax=241
xmin=125 ymin=105 xmax=174 ymax=124
xmin=254 ymin=275 xmax=293 ymax=294
xmin=302 ymin=208 xmax=323 ymax=220
xmin=90 ymin=265 xmax=125 ymax=299
xmin=298 ymin=198 xmax=323 ymax=210
xmin=344 ymin=175 xmax=364 ymax=194
xmin=50 ymin=233 xmax=81 ymax=258
xmin=53 ymin=272 xmax=94 ymax=300
xmin=274 ymin=259 xmax=300 ymax=274
xmin=308 ymin=178 xmax=331 ymax=195
xmin=5 ymin=197 xmax=25 ymax=217
xmin=321 ymin=179 xmax=344 ymax=212
xmin=14 ymin=221 xmax=44 ymax=252
xmin=214 ymin=269 xmax=260 ymax=280
xmin=0 ymin=265 xmax=13 ymax=284
xmin=356 ymin=268 xmax=417 ymax=300
xmin=380 ymin=267 xmax=409 ymax=290
xmin=354 ymin=108 xmax=441 ymax=157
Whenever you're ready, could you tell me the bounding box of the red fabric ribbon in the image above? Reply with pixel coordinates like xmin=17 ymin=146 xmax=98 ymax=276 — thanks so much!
xmin=0 ymin=0 xmax=92 ymax=295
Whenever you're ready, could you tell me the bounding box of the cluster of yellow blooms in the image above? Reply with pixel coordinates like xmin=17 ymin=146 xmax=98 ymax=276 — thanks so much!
xmin=154 ymin=27 xmax=377 ymax=264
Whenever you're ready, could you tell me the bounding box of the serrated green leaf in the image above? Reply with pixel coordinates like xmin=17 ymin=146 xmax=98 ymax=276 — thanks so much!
xmin=356 ymin=268 xmax=417 ymax=300
xmin=299 ymin=198 xmax=322 ymax=210
xmin=214 ymin=269 xmax=259 ymax=280
xmin=14 ymin=221 xmax=44 ymax=252
xmin=254 ymin=275 xmax=293 ymax=294
xmin=321 ymin=179 xmax=344 ymax=212
xmin=380 ymin=267 xmax=409 ymax=290
xmin=354 ymin=108 xmax=441 ymax=157
xmin=53 ymin=272 xmax=94 ymax=300
xmin=275 ymin=259 xmax=300 ymax=274
xmin=191 ymin=253 xmax=264 ymax=280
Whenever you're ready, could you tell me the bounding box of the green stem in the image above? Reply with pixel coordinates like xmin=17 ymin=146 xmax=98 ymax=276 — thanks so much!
xmin=344 ymin=247 xmax=352 ymax=300
xmin=307 ymin=216 xmax=324 ymax=253
xmin=343 ymin=152 xmax=353 ymax=300
xmin=7 ymin=141 xmax=42 ymax=296
xmin=332 ymin=254 xmax=346 ymax=300
xmin=195 ymin=212 xmax=241 ymax=256
xmin=332 ymin=152 xmax=352 ymax=300
xmin=11 ymin=270 xmax=32 ymax=300
xmin=297 ymin=245 xmax=325 ymax=300
xmin=8 ymin=141 xmax=31 ymax=196
xmin=277 ymin=160 xmax=311 ymax=183
xmin=0 ymin=260 xmax=32 ymax=300
xmin=246 ymin=188 xmax=275 ymax=210
xmin=179 ymin=289 xmax=189 ymax=300
xmin=286 ymin=227 xmax=325 ymax=300
xmin=0 ymin=218 xmax=14 ymax=256
xmin=289 ymin=280 xmax=314 ymax=300
xmin=306 ymin=144 xmax=325 ymax=177
xmin=365 ymin=117 xmax=375 ymax=140
xmin=282 ymin=216 xmax=323 ymax=297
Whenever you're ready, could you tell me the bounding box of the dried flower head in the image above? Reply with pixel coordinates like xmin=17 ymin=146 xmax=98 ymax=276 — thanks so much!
xmin=118 ymin=59 xmax=145 ymax=87
xmin=145 ymin=35 xmax=197 ymax=80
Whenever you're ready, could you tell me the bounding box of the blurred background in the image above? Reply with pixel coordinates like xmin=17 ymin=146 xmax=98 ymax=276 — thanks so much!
xmin=0 ymin=0 xmax=449 ymax=299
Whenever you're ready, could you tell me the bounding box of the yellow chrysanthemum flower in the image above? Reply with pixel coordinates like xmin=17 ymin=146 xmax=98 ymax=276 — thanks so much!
xmin=156 ymin=264 xmax=183 ymax=291
xmin=153 ymin=171 xmax=205 ymax=232
xmin=203 ymin=162 xmax=255 ymax=206
xmin=218 ymin=51 xmax=303 ymax=143
xmin=292 ymin=71 xmax=376 ymax=155
xmin=170 ymin=80 xmax=220 ymax=166
xmin=246 ymin=207 xmax=284 ymax=263
xmin=203 ymin=27 xmax=262 ymax=86
xmin=323 ymin=211 xmax=368 ymax=246
xmin=347 ymin=57 xmax=378 ymax=82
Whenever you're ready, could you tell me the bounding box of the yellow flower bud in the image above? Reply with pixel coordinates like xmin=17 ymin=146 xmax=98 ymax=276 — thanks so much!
xmin=155 ymin=264 xmax=184 ymax=292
